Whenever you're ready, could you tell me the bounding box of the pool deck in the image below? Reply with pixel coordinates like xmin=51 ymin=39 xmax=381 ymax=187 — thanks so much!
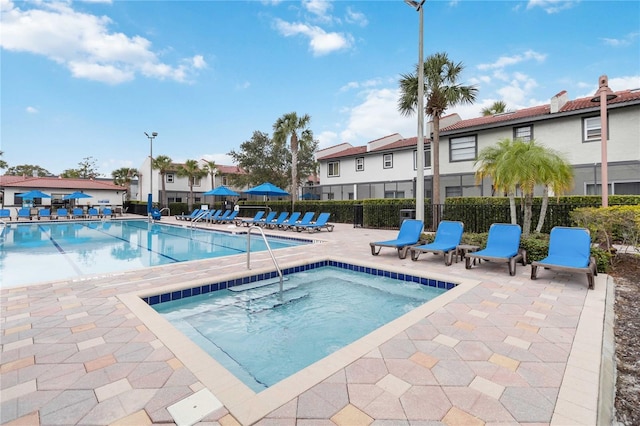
xmin=1 ymin=218 xmax=612 ymax=425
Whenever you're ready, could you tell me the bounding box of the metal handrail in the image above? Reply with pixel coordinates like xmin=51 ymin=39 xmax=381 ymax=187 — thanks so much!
xmin=190 ymin=210 xmax=211 ymax=228
xmin=246 ymin=225 xmax=284 ymax=292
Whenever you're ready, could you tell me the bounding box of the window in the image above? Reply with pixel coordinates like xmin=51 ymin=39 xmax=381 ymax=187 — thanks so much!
xmin=413 ymin=146 xmax=432 ymax=169
xmin=193 ymin=178 xmax=201 ymax=187
xmin=355 ymin=157 xmax=364 ymax=172
xmin=328 ymin=161 xmax=340 ymax=177
xmin=166 ymin=173 xmax=175 ymax=183
xmin=446 ymin=186 xmax=463 ymax=197
xmin=383 ymin=154 xmax=393 ymax=169
xmin=222 ymin=176 xmax=228 ymax=185
xmin=514 ymin=125 xmax=533 ymax=141
xmin=450 ymin=135 xmax=477 ymax=162
xmin=584 ymin=117 xmax=601 ymax=142
xmin=384 ymin=191 xmax=405 ymax=199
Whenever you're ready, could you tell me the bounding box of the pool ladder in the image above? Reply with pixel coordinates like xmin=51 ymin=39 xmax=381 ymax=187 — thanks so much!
xmin=189 ymin=209 xmax=210 ymax=227
xmin=246 ymin=225 xmax=284 ymax=292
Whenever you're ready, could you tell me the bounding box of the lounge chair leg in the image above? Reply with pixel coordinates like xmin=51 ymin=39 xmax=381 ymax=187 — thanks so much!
xmin=465 ymin=257 xmax=472 ymax=270
xmin=398 ymin=247 xmax=409 ymax=259
xmin=531 ymin=265 xmax=538 ymax=280
xmin=411 ymin=250 xmax=420 ymax=261
xmin=509 ymin=259 xmax=516 ymax=276
xmin=445 ymin=251 xmax=453 ymax=266
xmin=587 ymin=273 xmax=594 ymax=290
xmin=370 ymin=244 xmax=381 ymax=256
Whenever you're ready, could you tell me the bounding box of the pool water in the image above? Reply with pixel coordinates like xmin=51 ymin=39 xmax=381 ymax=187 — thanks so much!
xmin=0 ymin=220 xmax=307 ymax=288
xmin=154 ymin=266 xmax=447 ymax=391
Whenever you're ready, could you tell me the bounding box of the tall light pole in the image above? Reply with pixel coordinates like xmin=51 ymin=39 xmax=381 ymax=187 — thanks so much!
xmin=144 ymin=131 xmax=158 ymax=213
xmin=590 ymin=75 xmax=617 ymax=207
xmin=405 ymin=0 xmax=426 ymax=222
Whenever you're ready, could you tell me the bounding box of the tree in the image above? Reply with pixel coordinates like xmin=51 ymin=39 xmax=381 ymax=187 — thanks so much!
xmin=5 ymin=164 xmax=52 ymax=177
xmin=273 ymin=112 xmax=314 ymax=210
xmin=0 ymin=151 xmax=7 ymax=170
xmin=228 ymin=131 xmax=291 ymax=189
xmin=481 ymin=101 xmax=508 ymax=116
xmin=474 ymin=138 xmax=574 ymax=237
xmin=177 ymin=159 xmax=207 ymax=211
xmin=61 ymin=156 xmax=101 ymax=179
xmin=111 ymin=168 xmax=138 ymax=201
xmin=153 ymin=155 xmax=174 ymax=208
xmin=398 ymin=52 xmax=477 ymax=205
xmin=201 ymin=159 xmax=217 ymax=190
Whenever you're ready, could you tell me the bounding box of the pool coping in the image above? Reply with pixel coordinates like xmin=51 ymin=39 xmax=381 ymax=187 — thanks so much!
xmin=118 ymin=255 xmax=482 ymax=425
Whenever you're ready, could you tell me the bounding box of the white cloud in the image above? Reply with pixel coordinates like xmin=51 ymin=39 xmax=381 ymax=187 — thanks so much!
xmin=602 ymin=32 xmax=640 ymax=47
xmin=526 ymin=0 xmax=576 ymax=14
xmin=274 ymin=19 xmax=352 ymax=56
xmin=303 ymin=0 xmax=332 ymax=20
xmin=478 ymin=50 xmax=546 ymax=71
xmin=0 ymin=0 xmax=205 ymax=85
xmin=316 ymin=130 xmax=339 ymax=149
xmin=345 ymin=7 xmax=368 ymax=27
xmin=339 ymin=88 xmax=414 ymax=144
xmin=26 ymin=106 xmax=39 ymax=114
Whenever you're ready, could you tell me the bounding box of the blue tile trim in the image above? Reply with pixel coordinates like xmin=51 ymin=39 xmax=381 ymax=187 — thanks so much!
xmin=144 ymin=259 xmax=457 ymax=306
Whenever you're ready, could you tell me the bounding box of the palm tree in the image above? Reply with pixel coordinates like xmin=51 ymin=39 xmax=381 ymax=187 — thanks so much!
xmin=273 ymin=112 xmax=313 ymax=210
xmin=475 ymin=138 xmax=574 ymax=237
xmin=0 ymin=151 xmax=7 ymax=170
xmin=481 ymin=101 xmax=508 ymax=116
xmin=534 ymin=151 xmax=574 ymax=233
xmin=177 ymin=159 xmax=207 ymax=211
xmin=474 ymin=138 xmax=519 ymax=224
xmin=111 ymin=168 xmax=138 ymax=201
xmin=153 ymin=155 xmax=173 ymax=208
xmin=398 ymin=52 xmax=477 ymax=206
xmin=201 ymin=159 xmax=217 ymax=190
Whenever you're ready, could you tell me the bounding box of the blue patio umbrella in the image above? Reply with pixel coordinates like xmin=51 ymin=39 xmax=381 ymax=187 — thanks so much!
xmin=245 ymin=182 xmax=289 ymax=197
xmin=63 ymin=191 xmax=92 ymax=200
xmin=203 ymin=185 xmax=240 ymax=197
xmin=17 ymin=190 xmax=52 ymax=199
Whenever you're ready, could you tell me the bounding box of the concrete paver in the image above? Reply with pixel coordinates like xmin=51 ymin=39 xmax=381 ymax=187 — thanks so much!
xmin=1 ymin=220 xmax=610 ymax=425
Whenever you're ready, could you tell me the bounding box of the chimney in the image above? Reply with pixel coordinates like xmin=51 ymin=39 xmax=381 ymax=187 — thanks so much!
xmin=550 ymin=90 xmax=568 ymax=113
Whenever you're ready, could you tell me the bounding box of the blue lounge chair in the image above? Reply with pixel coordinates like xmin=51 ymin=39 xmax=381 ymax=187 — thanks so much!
xmin=410 ymin=221 xmax=464 ymax=266
xmin=54 ymin=208 xmax=70 ymax=220
xmin=176 ymin=209 xmax=201 ymax=221
xmin=237 ymin=211 xmax=265 ymax=227
xmin=193 ymin=209 xmax=217 ymax=223
xmin=102 ymin=207 xmax=116 ymax=218
xmin=211 ymin=210 xmax=231 ymax=223
xmin=369 ymin=219 xmax=424 ymax=259
xmin=71 ymin=207 xmax=85 ymax=219
xmin=87 ymin=208 xmax=101 ymax=219
xmin=531 ymin=227 xmax=597 ymax=289
xmin=0 ymin=208 xmax=11 ymax=221
xmin=206 ymin=210 xmax=223 ymax=223
xmin=284 ymin=212 xmax=315 ymax=230
xmin=278 ymin=212 xmax=301 ymax=229
xmin=217 ymin=210 xmax=239 ymax=224
xmin=17 ymin=207 xmax=32 ymax=221
xmin=465 ymin=223 xmax=526 ymax=276
xmin=257 ymin=211 xmax=277 ymax=227
xmin=266 ymin=212 xmax=289 ymax=229
xmin=295 ymin=212 xmax=334 ymax=233
xmin=37 ymin=208 xmax=52 ymax=220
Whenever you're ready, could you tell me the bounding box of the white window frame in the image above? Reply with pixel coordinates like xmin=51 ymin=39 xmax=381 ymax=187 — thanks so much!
xmin=383 ymin=154 xmax=393 ymax=169
xmin=166 ymin=173 xmax=175 ymax=183
xmin=413 ymin=146 xmax=432 ymax=169
xmin=584 ymin=117 xmax=601 ymax=142
xmin=514 ymin=125 xmax=533 ymax=141
xmin=355 ymin=157 xmax=364 ymax=172
xmin=328 ymin=161 xmax=340 ymax=177
xmin=450 ymin=135 xmax=477 ymax=162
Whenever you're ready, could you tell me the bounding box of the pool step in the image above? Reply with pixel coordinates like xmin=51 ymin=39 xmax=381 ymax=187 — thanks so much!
xmin=229 ymin=277 xmax=289 ymax=292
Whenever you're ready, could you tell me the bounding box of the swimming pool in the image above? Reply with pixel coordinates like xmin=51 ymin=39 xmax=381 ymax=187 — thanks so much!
xmin=0 ymin=220 xmax=308 ymax=288
xmin=150 ymin=262 xmax=454 ymax=392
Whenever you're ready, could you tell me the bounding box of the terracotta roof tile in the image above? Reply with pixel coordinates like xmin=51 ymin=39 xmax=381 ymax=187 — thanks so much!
xmin=317 ymin=146 xmax=367 ymax=160
xmin=0 ymin=176 xmax=122 ymax=190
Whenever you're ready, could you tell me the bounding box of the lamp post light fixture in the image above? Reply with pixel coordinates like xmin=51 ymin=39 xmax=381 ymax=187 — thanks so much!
xmin=405 ymin=0 xmax=426 ymax=222
xmin=144 ymin=131 xmax=158 ymax=213
xmin=590 ymin=75 xmax=617 ymax=207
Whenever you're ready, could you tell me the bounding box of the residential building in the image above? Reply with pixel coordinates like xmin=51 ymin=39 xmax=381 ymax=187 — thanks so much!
xmin=0 ymin=175 xmax=125 ymax=216
xmin=134 ymin=161 xmax=247 ymax=205
xmin=316 ymin=86 xmax=640 ymax=201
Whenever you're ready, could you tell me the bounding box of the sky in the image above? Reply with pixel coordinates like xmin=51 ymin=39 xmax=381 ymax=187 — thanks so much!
xmin=1 ymin=0 xmax=639 ymax=178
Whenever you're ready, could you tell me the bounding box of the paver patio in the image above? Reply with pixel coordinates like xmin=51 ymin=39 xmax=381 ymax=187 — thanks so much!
xmin=0 ymin=219 xmax=610 ymax=425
